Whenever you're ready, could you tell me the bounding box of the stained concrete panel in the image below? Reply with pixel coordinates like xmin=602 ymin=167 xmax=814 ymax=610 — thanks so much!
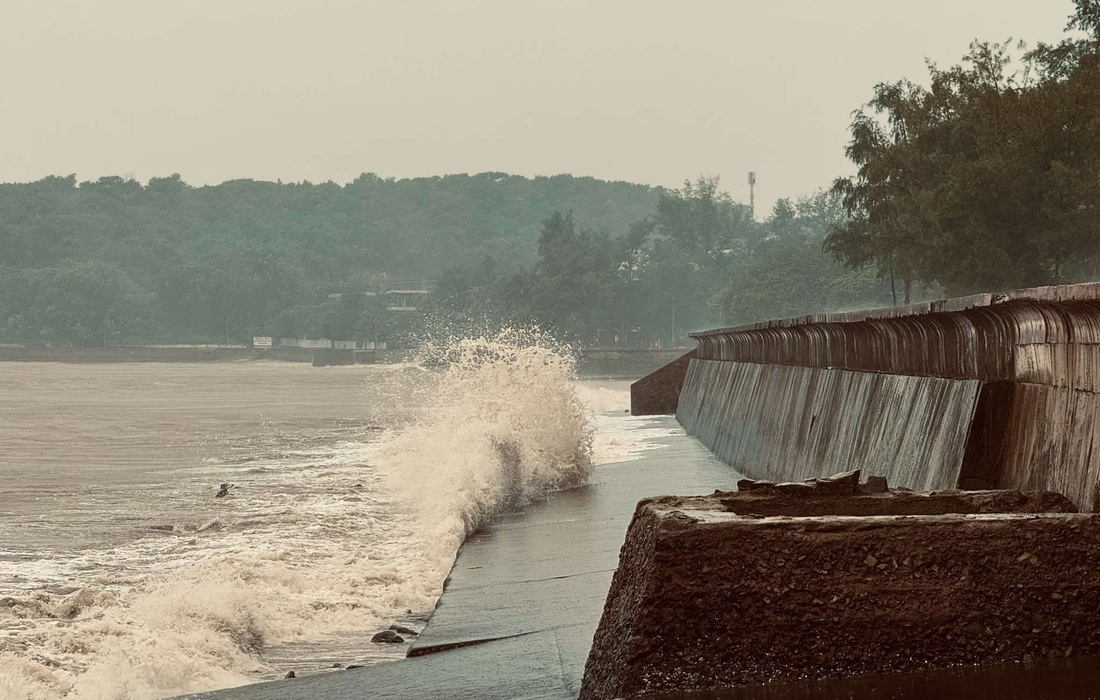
xmin=676 ymin=360 xmax=981 ymax=490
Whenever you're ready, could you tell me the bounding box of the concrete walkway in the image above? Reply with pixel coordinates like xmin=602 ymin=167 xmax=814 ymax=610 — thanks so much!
xmin=185 ymin=417 xmax=738 ymax=700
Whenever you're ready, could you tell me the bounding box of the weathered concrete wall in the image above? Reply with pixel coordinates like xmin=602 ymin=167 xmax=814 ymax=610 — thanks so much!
xmin=679 ymin=283 xmax=1100 ymax=510
xmin=676 ymin=360 xmax=980 ymax=491
xmin=579 ymin=477 xmax=1100 ymax=700
xmin=988 ymin=382 xmax=1100 ymax=511
xmin=630 ymin=350 xmax=695 ymax=416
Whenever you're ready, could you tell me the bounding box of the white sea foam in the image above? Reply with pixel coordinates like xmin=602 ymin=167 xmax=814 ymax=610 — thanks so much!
xmin=377 ymin=328 xmax=594 ymax=578
xmin=0 ymin=329 xmax=603 ymax=699
xmin=571 ymin=383 xmax=683 ymax=465
xmin=0 ymin=439 xmax=422 ymax=699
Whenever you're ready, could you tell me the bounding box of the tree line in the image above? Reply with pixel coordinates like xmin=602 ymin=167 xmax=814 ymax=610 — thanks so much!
xmin=0 ymin=173 xmax=657 ymax=347
xmin=826 ymin=0 xmax=1100 ymax=301
xmin=432 ymin=181 xmax=891 ymax=348
xmin=0 ymin=168 xmax=891 ymax=349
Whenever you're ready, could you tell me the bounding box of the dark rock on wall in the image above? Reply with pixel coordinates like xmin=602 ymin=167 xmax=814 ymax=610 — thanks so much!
xmin=371 ymin=630 xmax=405 ymax=644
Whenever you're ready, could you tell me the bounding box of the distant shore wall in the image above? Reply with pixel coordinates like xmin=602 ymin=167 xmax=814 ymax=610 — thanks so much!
xmin=0 ymin=346 xmax=256 ymax=363
xmin=0 ymin=346 xmax=406 ymax=364
xmin=0 ymin=345 xmax=679 ymax=375
xmin=655 ymin=282 xmax=1100 ymax=510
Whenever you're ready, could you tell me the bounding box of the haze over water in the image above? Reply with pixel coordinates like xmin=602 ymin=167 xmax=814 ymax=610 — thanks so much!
xmin=0 ymin=344 xmax=673 ymax=699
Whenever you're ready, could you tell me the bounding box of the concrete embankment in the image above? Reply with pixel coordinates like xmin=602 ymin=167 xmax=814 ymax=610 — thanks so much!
xmin=629 ymin=350 xmax=695 ymax=415
xmin=579 ymin=473 xmax=1100 ymax=699
xmin=642 ymin=282 xmax=1100 ymax=511
xmin=595 ymin=283 xmax=1100 ymax=697
xmin=676 ymin=360 xmax=980 ymax=491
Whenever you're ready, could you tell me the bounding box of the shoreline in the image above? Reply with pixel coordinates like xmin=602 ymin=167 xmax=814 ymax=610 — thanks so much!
xmin=0 ymin=346 xmax=686 ymax=378
xmin=0 ymin=345 xmax=400 ymax=364
xmin=182 ymin=418 xmax=737 ymax=700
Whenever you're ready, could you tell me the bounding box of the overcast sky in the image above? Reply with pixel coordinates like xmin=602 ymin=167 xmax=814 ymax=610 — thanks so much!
xmin=0 ymin=1 xmax=1075 ymax=212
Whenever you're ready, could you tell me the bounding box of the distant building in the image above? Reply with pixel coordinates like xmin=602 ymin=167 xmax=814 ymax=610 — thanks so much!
xmin=267 ymin=338 xmax=381 ymax=350
xmin=385 ymin=289 xmax=430 ymax=311
xmin=327 ymin=279 xmax=433 ymax=312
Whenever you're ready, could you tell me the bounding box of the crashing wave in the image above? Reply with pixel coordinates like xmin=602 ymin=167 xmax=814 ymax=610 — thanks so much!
xmin=377 ymin=328 xmax=593 ymax=564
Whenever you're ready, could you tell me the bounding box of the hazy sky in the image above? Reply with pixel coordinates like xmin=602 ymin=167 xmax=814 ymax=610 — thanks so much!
xmin=0 ymin=1 xmax=1075 ymax=211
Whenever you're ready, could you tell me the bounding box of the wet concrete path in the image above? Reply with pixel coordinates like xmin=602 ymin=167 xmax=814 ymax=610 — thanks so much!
xmin=185 ymin=417 xmax=738 ymax=699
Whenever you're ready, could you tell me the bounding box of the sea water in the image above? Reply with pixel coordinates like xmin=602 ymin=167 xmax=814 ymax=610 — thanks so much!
xmin=0 ymin=334 xmax=674 ymax=699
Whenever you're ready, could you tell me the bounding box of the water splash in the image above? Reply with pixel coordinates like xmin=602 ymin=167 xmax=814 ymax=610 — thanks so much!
xmin=377 ymin=327 xmax=594 ymax=579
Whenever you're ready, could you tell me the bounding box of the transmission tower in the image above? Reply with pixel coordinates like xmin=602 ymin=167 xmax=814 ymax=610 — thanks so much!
xmin=748 ymin=171 xmax=756 ymax=220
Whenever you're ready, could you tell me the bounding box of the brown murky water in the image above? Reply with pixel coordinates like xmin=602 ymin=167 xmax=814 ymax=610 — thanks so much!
xmin=0 ymin=356 xmax=646 ymax=699
xmin=1 ymin=362 xmax=391 ymax=555
xmin=0 ymin=362 xmax=425 ymax=698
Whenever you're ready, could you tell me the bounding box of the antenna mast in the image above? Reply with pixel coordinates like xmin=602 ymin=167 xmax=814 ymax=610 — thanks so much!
xmin=748 ymin=171 xmax=756 ymax=220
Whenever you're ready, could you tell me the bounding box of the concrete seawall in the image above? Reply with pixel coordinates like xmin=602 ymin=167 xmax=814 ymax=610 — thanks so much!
xmin=676 ymin=360 xmax=980 ymax=490
xmin=652 ymin=282 xmax=1100 ymax=510
xmin=629 ymin=350 xmax=695 ymax=415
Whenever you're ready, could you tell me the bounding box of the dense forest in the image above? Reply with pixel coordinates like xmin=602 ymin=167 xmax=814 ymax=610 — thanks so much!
xmin=434 ymin=181 xmax=892 ymax=348
xmin=0 ymin=169 xmax=890 ymax=349
xmin=0 ymin=173 xmax=659 ymax=347
xmin=3 ymin=1 xmax=1099 ymax=350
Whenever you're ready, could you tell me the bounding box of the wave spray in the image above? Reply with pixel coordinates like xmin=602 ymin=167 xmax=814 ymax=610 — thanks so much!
xmin=378 ymin=327 xmax=594 ymax=581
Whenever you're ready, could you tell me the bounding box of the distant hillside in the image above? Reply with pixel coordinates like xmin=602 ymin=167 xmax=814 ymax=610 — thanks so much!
xmin=0 ymin=172 xmax=660 ymax=345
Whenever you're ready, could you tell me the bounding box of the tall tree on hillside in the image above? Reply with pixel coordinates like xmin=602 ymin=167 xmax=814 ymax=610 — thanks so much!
xmin=719 ymin=191 xmax=889 ymax=324
xmin=655 ymin=176 xmax=755 ymax=271
xmin=525 ymin=211 xmax=621 ymax=343
xmin=1071 ymin=0 xmax=1100 ymax=36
